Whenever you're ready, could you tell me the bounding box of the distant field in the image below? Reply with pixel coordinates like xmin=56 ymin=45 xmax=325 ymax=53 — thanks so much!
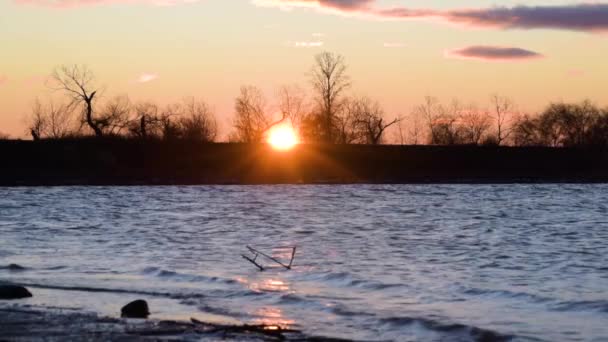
xmin=1 ymin=139 xmax=607 ymax=185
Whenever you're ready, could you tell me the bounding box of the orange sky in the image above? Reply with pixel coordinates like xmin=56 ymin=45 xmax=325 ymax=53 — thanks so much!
xmin=1 ymin=0 xmax=607 ymax=139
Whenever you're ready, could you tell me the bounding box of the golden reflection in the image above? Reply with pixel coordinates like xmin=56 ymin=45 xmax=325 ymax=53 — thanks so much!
xmin=249 ymin=278 xmax=291 ymax=293
xmin=253 ymin=306 xmax=295 ymax=328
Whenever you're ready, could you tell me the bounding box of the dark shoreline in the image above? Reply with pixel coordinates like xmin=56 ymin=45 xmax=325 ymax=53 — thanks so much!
xmin=1 ymin=139 xmax=607 ymax=186
xmin=0 ymin=304 xmax=350 ymax=341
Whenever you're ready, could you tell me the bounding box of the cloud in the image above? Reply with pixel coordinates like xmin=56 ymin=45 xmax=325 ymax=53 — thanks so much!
xmin=0 ymin=75 xmax=7 ymax=86
xmin=253 ymin=0 xmax=372 ymax=11
xmin=288 ymin=41 xmax=324 ymax=47
xmin=16 ymin=0 xmax=608 ymax=33
xmin=14 ymin=0 xmax=199 ymax=8
xmin=446 ymin=4 xmax=608 ymax=32
xmin=257 ymin=1 xmax=608 ymax=33
xmin=567 ymin=68 xmax=586 ymax=77
xmin=445 ymin=45 xmax=544 ymax=62
xmin=383 ymin=42 xmax=405 ymax=48
xmin=136 ymin=73 xmax=159 ymax=83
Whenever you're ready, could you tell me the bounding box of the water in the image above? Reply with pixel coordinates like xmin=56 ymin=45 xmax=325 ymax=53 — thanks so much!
xmin=1 ymin=185 xmax=608 ymax=341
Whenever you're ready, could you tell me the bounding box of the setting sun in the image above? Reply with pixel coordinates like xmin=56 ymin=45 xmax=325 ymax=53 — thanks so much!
xmin=267 ymin=125 xmax=298 ymax=151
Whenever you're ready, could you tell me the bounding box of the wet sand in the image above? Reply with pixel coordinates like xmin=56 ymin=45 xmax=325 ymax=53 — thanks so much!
xmin=0 ymin=302 xmax=348 ymax=341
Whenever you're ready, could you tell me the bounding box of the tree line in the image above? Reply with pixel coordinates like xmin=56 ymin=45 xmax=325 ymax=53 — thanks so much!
xmin=20 ymin=52 xmax=608 ymax=148
xmin=401 ymin=96 xmax=608 ymax=148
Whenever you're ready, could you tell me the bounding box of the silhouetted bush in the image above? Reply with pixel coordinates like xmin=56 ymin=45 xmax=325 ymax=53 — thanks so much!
xmin=513 ymin=101 xmax=608 ymax=147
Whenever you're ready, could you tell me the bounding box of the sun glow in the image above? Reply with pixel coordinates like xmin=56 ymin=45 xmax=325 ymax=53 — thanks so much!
xmin=267 ymin=125 xmax=298 ymax=151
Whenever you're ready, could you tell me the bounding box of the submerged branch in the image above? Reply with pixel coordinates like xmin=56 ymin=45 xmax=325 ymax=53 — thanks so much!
xmin=242 ymin=246 xmax=297 ymax=271
xmin=241 ymin=253 xmax=265 ymax=271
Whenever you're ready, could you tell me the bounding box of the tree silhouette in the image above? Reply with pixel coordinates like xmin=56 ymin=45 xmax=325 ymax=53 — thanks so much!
xmin=28 ymin=98 xmax=75 ymax=140
xmin=310 ymin=52 xmax=351 ymax=143
xmin=99 ymin=95 xmax=131 ymax=136
xmin=179 ymin=98 xmax=218 ymax=142
xmin=490 ymin=94 xmax=516 ymax=145
xmin=232 ymin=86 xmax=283 ymax=143
xmin=278 ymin=85 xmax=308 ymax=134
xmin=351 ymin=97 xmax=400 ymax=145
xmin=459 ymin=105 xmax=491 ymax=145
xmin=50 ymin=65 xmax=103 ymax=137
xmin=334 ymin=99 xmax=359 ymax=144
xmin=511 ymin=100 xmax=607 ymax=147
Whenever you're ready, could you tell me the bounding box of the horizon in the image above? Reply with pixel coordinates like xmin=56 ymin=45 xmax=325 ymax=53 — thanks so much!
xmin=2 ymin=3 xmax=608 ymax=339
xmin=1 ymin=0 xmax=607 ymax=139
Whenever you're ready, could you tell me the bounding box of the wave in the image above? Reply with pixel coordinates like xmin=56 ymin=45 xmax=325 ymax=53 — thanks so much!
xmin=465 ymin=287 xmax=608 ymax=314
xmin=0 ymin=281 xmax=174 ymax=298
xmin=0 ymin=264 xmax=27 ymax=271
xmin=464 ymin=288 xmax=553 ymax=304
xmin=297 ymin=271 xmax=403 ymax=291
xmin=551 ymin=299 xmax=608 ymax=313
xmin=379 ymin=316 xmax=514 ymax=342
xmin=0 ymin=264 xmax=68 ymax=272
xmin=141 ymin=267 xmax=236 ymax=285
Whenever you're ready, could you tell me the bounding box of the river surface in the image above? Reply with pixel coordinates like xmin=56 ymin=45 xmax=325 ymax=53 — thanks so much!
xmin=1 ymin=185 xmax=607 ymax=341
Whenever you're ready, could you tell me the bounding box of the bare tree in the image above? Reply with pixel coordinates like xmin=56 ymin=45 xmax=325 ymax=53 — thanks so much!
xmin=511 ymin=101 xmax=606 ymax=147
xmin=415 ymin=96 xmax=442 ymax=144
xmin=459 ymin=105 xmax=492 ymax=145
xmin=159 ymin=102 xmax=184 ymax=140
xmin=179 ymin=98 xmax=218 ymax=142
xmin=99 ymin=95 xmax=131 ymax=136
xmin=278 ymin=85 xmax=308 ymax=133
xmin=491 ymin=94 xmax=516 ymax=145
xmin=28 ymin=98 xmax=75 ymax=140
xmin=416 ymin=96 xmax=460 ymax=145
xmin=299 ymin=112 xmax=325 ymax=143
xmin=351 ymin=97 xmax=400 ymax=145
xmin=50 ymin=65 xmax=103 ymax=137
xmin=310 ymin=52 xmax=351 ymax=142
xmin=512 ymin=114 xmax=543 ymax=146
xmin=129 ymin=102 xmax=161 ymax=138
xmin=232 ymin=86 xmax=279 ymax=143
xmin=334 ymin=99 xmax=359 ymax=144
xmin=407 ymin=111 xmax=422 ymax=145
xmin=29 ymin=100 xmax=46 ymax=141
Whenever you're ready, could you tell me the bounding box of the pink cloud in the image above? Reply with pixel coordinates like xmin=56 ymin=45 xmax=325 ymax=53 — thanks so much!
xmin=136 ymin=73 xmax=159 ymax=83
xmin=567 ymin=69 xmax=586 ymax=77
xmin=253 ymin=0 xmax=372 ymax=12
xmin=292 ymin=41 xmax=324 ymax=47
xmin=14 ymin=0 xmax=199 ymax=8
xmin=256 ymin=1 xmax=608 ymax=33
xmin=383 ymin=42 xmax=406 ymax=48
xmin=0 ymin=75 xmax=7 ymax=86
xmin=445 ymin=46 xmax=544 ymax=62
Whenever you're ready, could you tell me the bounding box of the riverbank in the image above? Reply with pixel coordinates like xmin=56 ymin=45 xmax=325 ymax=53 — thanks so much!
xmin=1 ymin=139 xmax=607 ymax=185
xmin=0 ymin=280 xmax=512 ymax=342
xmin=0 ymin=282 xmax=349 ymax=341
xmin=0 ymin=304 xmax=332 ymax=341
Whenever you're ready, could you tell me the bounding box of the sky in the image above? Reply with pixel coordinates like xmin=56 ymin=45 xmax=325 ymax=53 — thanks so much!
xmin=1 ymin=0 xmax=607 ymax=138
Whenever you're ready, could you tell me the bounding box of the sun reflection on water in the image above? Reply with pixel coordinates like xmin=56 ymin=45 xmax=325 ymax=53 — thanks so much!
xmin=253 ymin=306 xmax=295 ymax=328
xmin=233 ymin=275 xmax=296 ymax=328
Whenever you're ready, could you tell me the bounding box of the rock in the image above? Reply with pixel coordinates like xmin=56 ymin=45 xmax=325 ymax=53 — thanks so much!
xmin=0 ymin=285 xmax=33 ymax=299
xmin=121 ymin=300 xmax=150 ymax=318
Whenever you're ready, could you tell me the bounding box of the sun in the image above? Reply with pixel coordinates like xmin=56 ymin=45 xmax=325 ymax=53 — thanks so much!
xmin=267 ymin=124 xmax=298 ymax=151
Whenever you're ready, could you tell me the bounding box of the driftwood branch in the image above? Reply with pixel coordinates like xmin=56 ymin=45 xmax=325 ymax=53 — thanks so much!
xmin=241 ymin=253 xmax=264 ymax=271
xmin=190 ymin=317 xmax=299 ymax=340
xmin=242 ymin=246 xmax=297 ymax=271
